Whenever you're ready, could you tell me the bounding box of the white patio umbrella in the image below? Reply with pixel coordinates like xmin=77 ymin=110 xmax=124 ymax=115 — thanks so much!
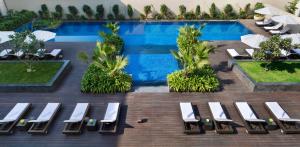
xmin=281 ymin=34 xmax=300 ymax=45
xmin=254 ymin=7 xmax=281 ymax=16
xmin=241 ymin=34 xmax=269 ymax=49
xmin=271 ymin=15 xmax=298 ymax=25
xmin=25 ymin=30 xmax=56 ymax=43
xmin=0 ymin=31 xmax=15 ymax=44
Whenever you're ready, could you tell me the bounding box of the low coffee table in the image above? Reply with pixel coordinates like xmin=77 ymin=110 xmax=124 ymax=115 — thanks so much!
xmin=86 ymin=119 xmax=98 ymax=131
xmin=16 ymin=119 xmax=30 ymax=131
xmin=201 ymin=118 xmax=214 ymax=131
xmin=265 ymin=118 xmax=278 ymax=130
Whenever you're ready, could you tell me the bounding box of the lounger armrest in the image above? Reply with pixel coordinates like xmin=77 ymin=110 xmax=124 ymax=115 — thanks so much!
xmin=0 ymin=119 xmax=15 ymax=123
xmin=279 ymin=118 xmax=300 ymax=122
xmin=215 ymin=118 xmax=233 ymax=122
xmin=28 ymin=119 xmax=49 ymax=123
xmin=101 ymin=119 xmax=116 ymax=123
xmin=64 ymin=119 xmax=82 ymax=123
xmin=245 ymin=119 xmax=266 ymax=122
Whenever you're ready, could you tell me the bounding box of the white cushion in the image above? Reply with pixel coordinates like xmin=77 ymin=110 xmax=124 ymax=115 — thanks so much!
xmin=101 ymin=103 xmax=120 ymax=123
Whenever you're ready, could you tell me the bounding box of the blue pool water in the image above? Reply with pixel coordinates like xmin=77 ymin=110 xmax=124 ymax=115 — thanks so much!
xmin=47 ymin=21 xmax=252 ymax=85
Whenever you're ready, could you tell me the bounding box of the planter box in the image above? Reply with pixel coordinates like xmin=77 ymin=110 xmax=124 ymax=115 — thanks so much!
xmin=231 ymin=60 xmax=300 ymax=92
xmin=0 ymin=60 xmax=71 ymax=92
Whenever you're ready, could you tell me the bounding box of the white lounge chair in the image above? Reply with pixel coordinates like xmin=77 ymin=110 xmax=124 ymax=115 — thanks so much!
xmin=264 ymin=23 xmax=283 ymax=30
xmin=33 ymin=49 xmax=46 ymax=58
xmin=265 ymin=102 xmax=300 ymax=134
xmin=235 ymin=102 xmax=267 ymax=134
xmin=0 ymin=103 xmax=30 ymax=134
xmin=226 ymin=49 xmax=250 ymax=59
xmin=63 ymin=103 xmax=90 ymax=134
xmin=28 ymin=103 xmax=61 ymax=134
xmin=256 ymin=19 xmax=272 ymax=26
xmin=292 ymin=49 xmax=300 ymax=56
xmin=179 ymin=102 xmax=201 ymax=134
xmin=270 ymin=26 xmax=290 ymax=35
xmin=45 ymin=49 xmax=62 ymax=59
xmin=99 ymin=102 xmax=121 ymax=134
xmin=9 ymin=50 xmax=24 ymax=58
xmin=180 ymin=102 xmax=199 ymax=122
xmin=0 ymin=49 xmax=12 ymax=59
xmin=208 ymin=102 xmax=234 ymax=134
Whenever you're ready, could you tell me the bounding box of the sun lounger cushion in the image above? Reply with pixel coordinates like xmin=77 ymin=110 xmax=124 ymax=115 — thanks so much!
xmin=29 ymin=103 xmax=60 ymax=123
xmin=270 ymin=27 xmax=290 ymax=35
xmin=235 ymin=102 xmax=265 ymax=122
xmin=208 ymin=102 xmax=232 ymax=122
xmin=245 ymin=49 xmax=254 ymax=57
xmin=0 ymin=49 xmax=12 ymax=57
xmin=265 ymin=102 xmax=290 ymax=120
xmin=180 ymin=102 xmax=198 ymax=122
xmin=292 ymin=49 xmax=300 ymax=55
xmin=0 ymin=103 xmax=30 ymax=123
xmin=101 ymin=103 xmax=120 ymax=123
xmin=49 ymin=49 xmax=62 ymax=56
xmin=14 ymin=50 xmax=24 ymax=57
xmin=264 ymin=23 xmax=282 ymax=30
xmin=226 ymin=49 xmax=240 ymax=58
xmin=64 ymin=103 xmax=89 ymax=123
xmin=256 ymin=19 xmax=272 ymax=26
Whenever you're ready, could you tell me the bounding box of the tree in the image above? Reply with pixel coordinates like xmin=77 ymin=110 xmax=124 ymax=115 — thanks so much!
xmin=195 ymin=5 xmax=201 ymax=18
xmin=95 ymin=5 xmax=105 ymax=19
xmin=93 ymin=42 xmax=128 ymax=76
xmin=83 ymin=5 xmax=94 ymax=19
xmin=144 ymin=5 xmax=152 ymax=19
xmin=127 ymin=4 xmax=134 ymax=19
xmin=9 ymin=31 xmax=45 ymax=72
xmin=253 ymin=35 xmax=292 ymax=70
xmin=160 ymin=4 xmax=168 ymax=19
xmin=112 ymin=4 xmax=120 ymax=18
xmin=171 ymin=25 xmax=215 ymax=73
xmin=209 ymin=3 xmax=220 ymax=19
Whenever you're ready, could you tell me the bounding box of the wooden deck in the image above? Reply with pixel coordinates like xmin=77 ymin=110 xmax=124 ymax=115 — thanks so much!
xmin=0 ymin=20 xmax=299 ymax=147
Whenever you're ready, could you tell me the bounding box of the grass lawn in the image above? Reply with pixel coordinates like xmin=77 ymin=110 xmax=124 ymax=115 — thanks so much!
xmin=238 ymin=61 xmax=300 ymax=83
xmin=0 ymin=62 xmax=63 ymax=84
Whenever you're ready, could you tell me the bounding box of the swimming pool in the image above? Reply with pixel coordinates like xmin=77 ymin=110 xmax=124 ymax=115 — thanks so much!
xmin=49 ymin=21 xmax=252 ymax=85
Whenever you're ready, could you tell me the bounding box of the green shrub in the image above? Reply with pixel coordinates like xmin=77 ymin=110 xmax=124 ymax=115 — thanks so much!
xmin=81 ymin=64 xmax=132 ymax=93
xmin=209 ymin=3 xmax=220 ymax=19
xmin=167 ymin=65 xmax=219 ymax=92
xmin=144 ymin=5 xmax=152 ymax=18
xmin=68 ymin=6 xmax=79 ymax=20
xmin=0 ymin=10 xmax=37 ymax=31
xmin=153 ymin=13 xmax=163 ymax=20
xmin=33 ymin=19 xmax=62 ymax=29
xmin=95 ymin=5 xmax=105 ymax=19
xmin=127 ymin=4 xmax=134 ymax=19
xmin=184 ymin=11 xmax=196 ymax=20
xmin=83 ymin=5 xmax=94 ymax=19
xmin=286 ymin=0 xmax=299 ymax=14
xmin=254 ymin=2 xmax=265 ymax=10
xmin=201 ymin=12 xmax=211 ymax=19
xmin=107 ymin=13 xmax=114 ymax=20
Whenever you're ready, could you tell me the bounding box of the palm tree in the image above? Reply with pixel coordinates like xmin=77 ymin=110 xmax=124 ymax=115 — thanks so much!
xmin=92 ymin=42 xmax=128 ymax=76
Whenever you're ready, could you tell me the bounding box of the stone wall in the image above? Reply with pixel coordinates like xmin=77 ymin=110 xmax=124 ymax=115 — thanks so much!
xmin=3 ymin=0 xmax=292 ymax=18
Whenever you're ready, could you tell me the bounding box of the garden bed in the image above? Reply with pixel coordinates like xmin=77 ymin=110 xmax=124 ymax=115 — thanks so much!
xmin=0 ymin=60 xmax=71 ymax=92
xmin=231 ymin=60 xmax=300 ymax=91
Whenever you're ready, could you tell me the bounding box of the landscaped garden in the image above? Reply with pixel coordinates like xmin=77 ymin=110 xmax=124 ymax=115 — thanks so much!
xmin=0 ymin=62 xmax=63 ymax=84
